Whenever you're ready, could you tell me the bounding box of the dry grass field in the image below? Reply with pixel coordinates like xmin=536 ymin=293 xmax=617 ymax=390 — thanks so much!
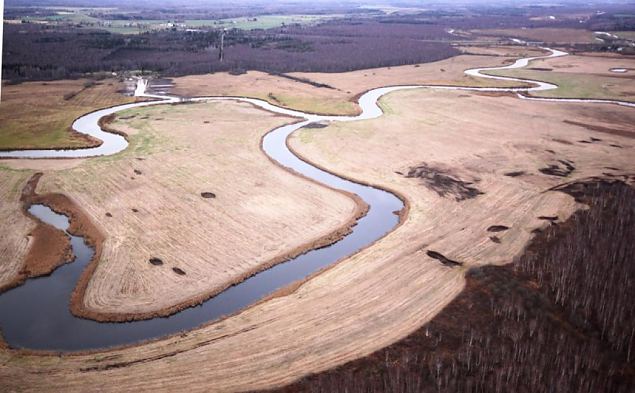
xmin=0 ymin=79 xmax=134 ymax=150
xmin=455 ymin=45 xmax=547 ymax=57
xmin=171 ymin=54 xmax=529 ymax=116
xmin=2 ymin=85 xmax=634 ymax=392
xmin=0 ymin=169 xmax=37 ymax=291
xmin=5 ymin=101 xmax=360 ymax=320
xmin=487 ymin=54 xmax=635 ymax=102
xmin=473 ymin=28 xmax=597 ymax=44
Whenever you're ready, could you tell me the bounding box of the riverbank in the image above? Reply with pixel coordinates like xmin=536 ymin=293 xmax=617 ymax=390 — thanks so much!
xmin=0 ymin=47 xmax=633 ymax=391
xmin=273 ymin=180 xmax=635 ymax=393
xmin=171 ymin=53 xmax=535 ymax=117
xmin=0 ymin=79 xmax=134 ymax=151
xmin=486 ymin=53 xmax=635 ymax=103
xmin=28 ymin=101 xmax=361 ymax=321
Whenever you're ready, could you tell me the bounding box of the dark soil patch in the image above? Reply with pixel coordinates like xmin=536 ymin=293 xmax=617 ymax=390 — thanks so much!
xmin=131 ymin=208 xmax=139 ymax=213
xmin=552 ymin=138 xmax=573 ymax=145
xmin=426 ymin=251 xmax=463 ymax=267
xmin=405 ymin=163 xmax=484 ymax=201
xmin=610 ymin=144 xmax=623 ymax=148
xmin=274 ymin=180 xmax=635 ymax=393
xmin=605 ymin=167 xmax=620 ymax=171
xmin=545 ymin=149 xmax=556 ymax=154
xmin=303 ymin=123 xmax=329 ymax=129
xmin=487 ymin=225 xmax=509 ymax=232
xmin=504 ymin=171 xmax=525 ymax=177
xmin=578 ymin=140 xmax=592 ymax=144
xmin=133 ymin=169 xmax=142 ymax=175
xmin=538 ymin=215 xmax=558 ymax=221
xmin=271 ymin=73 xmax=335 ymax=89
xmin=528 ymin=67 xmax=553 ymax=71
xmin=539 ymin=160 xmax=575 ymax=177
xmin=105 ymin=212 xmax=112 ymax=218
xmin=489 ymin=236 xmax=501 ymax=244
xmin=201 ymin=192 xmax=216 ymax=199
xmin=172 ymin=267 xmax=186 ymax=275
xmin=149 ymin=258 xmax=163 ymax=266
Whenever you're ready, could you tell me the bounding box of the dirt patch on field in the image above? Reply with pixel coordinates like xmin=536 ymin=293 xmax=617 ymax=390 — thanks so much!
xmin=302 ymin=123 xmax=329 ymax=129
xmin=404 ymin=163 xmax=484 ymax=201
xmin=487 ymin=225 xmax=509 ymax=232
xmin=426 ymin=251 xmax=463 ymax=267
xmin=275 ymin=181 xmax=635 ymax=393
xmin=539 ymin=159 xmax=575 ymax=177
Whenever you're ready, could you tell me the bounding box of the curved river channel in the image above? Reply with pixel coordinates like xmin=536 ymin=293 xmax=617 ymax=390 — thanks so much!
xmin=0 ymin=47 xmax=633 ymax=351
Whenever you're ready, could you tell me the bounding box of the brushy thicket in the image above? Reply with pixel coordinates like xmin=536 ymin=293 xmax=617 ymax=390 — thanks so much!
xmin=273 ymin=180 xmax=635 ymax=393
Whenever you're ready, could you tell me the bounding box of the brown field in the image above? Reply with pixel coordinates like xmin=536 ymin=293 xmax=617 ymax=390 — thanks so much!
xmin=455 ymin=45 xmax=548 ymax=58
xmin=473 ymin=28 xmax=597 ymax=44
xmin=172 ymin=54 xmax=531 ymax=116
xmin=279 ymin=180 xmax=635 ymax=392
xmin=0 ymin=101 xmax=361 ymax=321
xmin=0 ymin=169 xmax=37 ymax=291
xmin=488 ymin=54 xmax=635 ymax=102
xmin=0 ymin=79 xmax=134 ymax=150
xmin=1 ymin=85 xmax=634 ymax=391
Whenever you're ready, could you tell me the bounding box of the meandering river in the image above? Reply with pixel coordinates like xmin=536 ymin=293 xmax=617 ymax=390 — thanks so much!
xmin=0 ymin=47 xmax=632 ymax=351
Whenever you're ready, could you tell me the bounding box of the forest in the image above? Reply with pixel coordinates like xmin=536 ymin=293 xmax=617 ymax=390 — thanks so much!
xmin=4 ymin=4 xmax=634 ymax=82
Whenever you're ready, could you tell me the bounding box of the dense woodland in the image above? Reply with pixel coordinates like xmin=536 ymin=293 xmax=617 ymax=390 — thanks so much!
xmin=3 ymin=4 xmax=635 ymax=82
xmin=274 ymin=180 xmax=635 ymax=393
xmin=3 ymin=21 xmax=459 ymax=81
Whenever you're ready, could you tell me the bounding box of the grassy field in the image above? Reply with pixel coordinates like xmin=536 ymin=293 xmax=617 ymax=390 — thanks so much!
xmin=7 ymin=8 xmax=342 ymax=34
xmin=172 ymin=53 xmax=531 ymax=116
xmin=112 ymin=15 xmax=337 ymax=33
xmin=473 ymin=28 xmax=597 ymax=44
xmin=490 ymin=70 xmax=635 ymax=101
xmin=0 ymin=79 xmax=133 ymax=150
xmin=21 ymin=101 xmax=359 ymax=320
xmin=0 ymin=168 xmax=36 ymax=292
xmin=200 ymin=14 xmax=342 ymax=30
xmin=3 ymin=82 xmax=634 ymax=392
xmin=485 ymin=54 xmax=635 ymax=102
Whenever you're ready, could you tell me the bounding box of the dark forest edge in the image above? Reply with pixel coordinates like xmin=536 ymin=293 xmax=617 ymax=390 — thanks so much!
xmin=3 ymin=2 xmax=635 ymax=82
xmin=269 ymin=178 xmax=635 ymax=393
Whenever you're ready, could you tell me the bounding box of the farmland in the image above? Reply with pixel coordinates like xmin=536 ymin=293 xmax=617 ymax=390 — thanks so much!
xmin=0 ymin=1 xmax=634 ymax=392
xmin=0 ymin=79 xmax=134 ymax=150
xmin=486 ymin=54 xmax=635 ymax=102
